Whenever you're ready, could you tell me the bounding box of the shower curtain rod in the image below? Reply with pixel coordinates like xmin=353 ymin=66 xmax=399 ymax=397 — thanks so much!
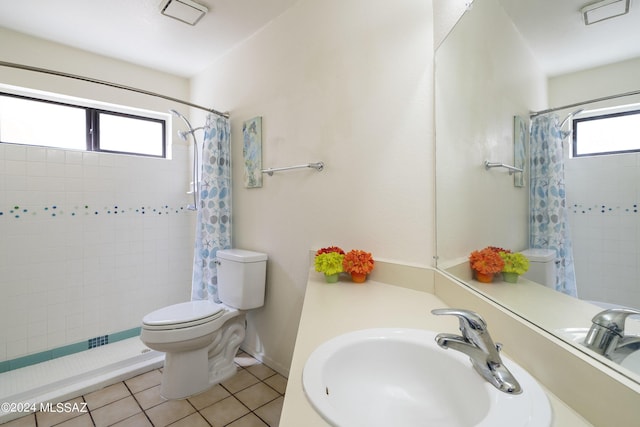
xmin=0 ymin=60 xmax=229 ymax=118
xmin=530 ymin=88 xmax=640 ymax=117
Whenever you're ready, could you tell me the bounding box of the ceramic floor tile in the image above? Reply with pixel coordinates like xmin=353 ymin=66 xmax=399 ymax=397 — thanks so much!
xmin=35 ymin=397 xmax=87 ymax=427
xmin=199 ymin=396 xmax=250 ymax=427
xmin=3 ymin=352 xmax=288 ymax=427
xmin=254 ymin=396 xmax=284 ymax=427
xmin=245 ymin=364 xmax=276 ymax=380
xmin=263 ymin=374 xmax=287 ymax=395
xmin=133 ymin=384 xmax=166 ymax=410
xmin=187 ymin=384 xmax=231 ymax=410
xmin=226 ymin=412 xmax=268 ymax=427
xmin=91 ymin=396 xmax=141 ymax=427
xmin=144 ymin=399 xmax=195 ymax=427
xmin=55 ymin=413 xmax=94 ymax=427
xmin=111 ymin=412 xmax=153 ymax=427
xmin=221 ymin=369 xmax=260 ymax=394
xmin=234 ymin=382 xmax=280 ymax=411
xmin=125 ymin=369 xmax=162 ymax=394
xmin=84 ymin=382 xmax=131 ymax=410
xmin=166 ymin=412 xmax=211 ymax=427
xmin=1 ymin=414 xmax=36 ymax=427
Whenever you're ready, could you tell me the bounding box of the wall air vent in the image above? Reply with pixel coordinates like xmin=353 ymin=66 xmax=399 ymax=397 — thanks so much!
xmin=160 ymin=0 xmax=208 ymax=26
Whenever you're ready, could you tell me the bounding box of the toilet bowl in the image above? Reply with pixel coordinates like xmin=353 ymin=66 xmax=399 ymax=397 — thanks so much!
xmin=141 ymin=300 xmax=245 ymax=399
xmin=140 ymin=249 xmax=267 ymax=399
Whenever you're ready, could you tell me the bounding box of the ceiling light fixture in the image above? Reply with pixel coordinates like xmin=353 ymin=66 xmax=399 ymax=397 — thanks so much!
xmin=159 ymin=0 xmax=208 ymax=26
xmin=581 ymin=0 xmax=630 ymax=25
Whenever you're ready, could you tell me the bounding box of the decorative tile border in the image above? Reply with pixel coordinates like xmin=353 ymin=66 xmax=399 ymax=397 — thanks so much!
xmin=0 ymin=327 xmax=141 ymax=373
xmin=0 ymin=204 xmax=193 ymax=219
xmin=570 ymin=203 xmax=639 ymax=214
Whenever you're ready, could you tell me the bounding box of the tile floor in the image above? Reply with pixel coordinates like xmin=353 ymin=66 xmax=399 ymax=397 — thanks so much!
xmin=3 ymin=351 xmax=287 ymax=427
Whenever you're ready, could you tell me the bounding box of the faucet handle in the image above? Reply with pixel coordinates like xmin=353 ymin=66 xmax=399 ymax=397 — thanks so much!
xmin=431 ymin=308 xmax=488 ymax=334
xmin=592 ymin=308 xmax=640 ymax=335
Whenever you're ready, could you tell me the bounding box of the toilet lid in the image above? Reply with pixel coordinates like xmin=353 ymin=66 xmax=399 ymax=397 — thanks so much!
xmin=143 ymin=300 xmax=225 ymax=328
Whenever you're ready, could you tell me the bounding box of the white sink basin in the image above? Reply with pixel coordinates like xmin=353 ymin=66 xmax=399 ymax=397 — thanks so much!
xmin=303 ymin=328 xmax=551 ymax=427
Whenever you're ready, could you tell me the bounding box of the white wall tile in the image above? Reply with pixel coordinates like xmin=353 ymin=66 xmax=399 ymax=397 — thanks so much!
xmin=4 ymin=144 xmax=26 ymax=161
xmin=0 ymin=146 xmax=193 ymax=362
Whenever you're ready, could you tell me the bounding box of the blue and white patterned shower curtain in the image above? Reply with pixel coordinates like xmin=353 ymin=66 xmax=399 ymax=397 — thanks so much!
xmin=192 ymin=114 xmax=232 ymax=302
xmin=530 ymin=114 xmax=577 ymax=297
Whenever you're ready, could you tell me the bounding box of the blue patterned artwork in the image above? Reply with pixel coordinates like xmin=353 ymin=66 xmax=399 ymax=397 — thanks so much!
xmin=242 ymin=116 xmax=262 ymax=188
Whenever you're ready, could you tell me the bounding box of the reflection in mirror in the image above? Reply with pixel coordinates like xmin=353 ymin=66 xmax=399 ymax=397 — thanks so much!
xmin=435 ymin=0 xmax=640 ymax=383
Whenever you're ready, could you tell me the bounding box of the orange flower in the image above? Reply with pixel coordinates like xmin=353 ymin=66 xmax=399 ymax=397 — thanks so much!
xmin=343 ymin=249 xmax=375 ymax=275
xmin=469 ymin=247 xmax=504 ymax=275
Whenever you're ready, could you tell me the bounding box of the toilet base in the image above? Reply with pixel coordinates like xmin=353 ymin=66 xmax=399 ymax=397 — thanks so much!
xmin=159 ymin=315 xmax=246 ymax=399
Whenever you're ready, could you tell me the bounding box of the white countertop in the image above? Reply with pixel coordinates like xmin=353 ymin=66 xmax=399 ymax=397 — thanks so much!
xmin=279 ymin=267 xmax=591 ymax=426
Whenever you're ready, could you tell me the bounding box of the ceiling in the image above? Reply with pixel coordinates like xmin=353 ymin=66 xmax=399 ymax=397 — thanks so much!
xmin=0 ymin=0 xmax=638 ymax=79
xmin=0 ymin=0 xmax=299 ymax=78
xmin=499 ymin=0 xmax=640 ymax=76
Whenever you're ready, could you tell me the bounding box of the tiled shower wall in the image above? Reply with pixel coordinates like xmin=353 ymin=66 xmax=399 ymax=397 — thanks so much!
xmin=0 ymin=142 xmax=194 ymax=363
xmin=566 ymin=152 xmax=640 ymax=309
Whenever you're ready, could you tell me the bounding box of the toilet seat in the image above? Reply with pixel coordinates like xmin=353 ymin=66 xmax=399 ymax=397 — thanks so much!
xmin=142 ymin=300 xmax=226 ymax=330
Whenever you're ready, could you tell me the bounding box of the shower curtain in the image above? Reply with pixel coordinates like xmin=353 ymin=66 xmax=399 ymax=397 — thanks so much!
xmin=192 ymin=114 xmax=232 ymax=302
xmin=529 ymin=114 xmax=577 ymax=297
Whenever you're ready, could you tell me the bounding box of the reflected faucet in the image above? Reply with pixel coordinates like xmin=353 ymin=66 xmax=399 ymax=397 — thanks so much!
xmin=432 ymin=308 xmax=522 ymax=394
xmin=584 ymin=308 xmax=640 ymax=358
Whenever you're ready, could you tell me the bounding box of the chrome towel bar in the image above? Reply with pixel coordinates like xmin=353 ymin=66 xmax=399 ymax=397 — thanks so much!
xmin=262 ymin=161 xmax=324 ymax=176
xmin=484 ymin=160 xmax=523 ymax=175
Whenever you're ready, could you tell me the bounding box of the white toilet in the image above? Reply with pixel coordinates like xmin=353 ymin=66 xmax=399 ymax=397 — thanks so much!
xmin=520 ymin=248 xmax=556 ymax=288
xmin=140 ymin=249 xmax=267 ymax=399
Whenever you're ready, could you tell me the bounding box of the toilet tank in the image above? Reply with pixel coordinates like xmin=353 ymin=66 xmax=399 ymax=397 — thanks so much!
xmin=520 ymin=248 xmax=556 ymax=289
xmin=216 ymin=249 xmax=267 ymax=309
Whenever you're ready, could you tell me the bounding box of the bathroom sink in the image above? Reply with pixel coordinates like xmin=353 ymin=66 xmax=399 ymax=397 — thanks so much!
xmin=557 ymin=328 xmax=640 ymax=375
xmin=303 ymin=328 xmax=551 ymax=427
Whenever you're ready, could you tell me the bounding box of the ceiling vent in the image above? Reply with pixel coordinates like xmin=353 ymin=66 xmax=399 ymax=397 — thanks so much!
xmin=581 ymin=0 xmax=630 ymax=25
xmin=160 ymin=0 xmax=208 ymax=26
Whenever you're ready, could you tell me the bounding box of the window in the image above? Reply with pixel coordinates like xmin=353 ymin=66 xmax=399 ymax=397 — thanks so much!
xmin=0 ymin=87 xmax=167 ymax=158
xmin=572 ymin=108 xmax=640 ymax=157
xmin=97 ymin=111 xmax=165 ymax=157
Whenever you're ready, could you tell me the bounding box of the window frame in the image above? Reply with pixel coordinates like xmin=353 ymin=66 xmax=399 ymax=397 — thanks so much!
xmin=0 ymin=85 xmax=169 ymax=158
xmin=572 ymin=107 xmax=640 ymax=158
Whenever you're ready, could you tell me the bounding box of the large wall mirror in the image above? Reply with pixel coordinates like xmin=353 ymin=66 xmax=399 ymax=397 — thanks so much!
xmin=435 ymin=0 xmax=640 ymax=385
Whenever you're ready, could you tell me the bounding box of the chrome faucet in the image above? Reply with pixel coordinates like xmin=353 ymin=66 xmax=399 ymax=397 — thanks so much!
xmin=432 ymin=308 xmax=522 ymax=394
xmin=584 ymin=308 xmax=640 ymax=358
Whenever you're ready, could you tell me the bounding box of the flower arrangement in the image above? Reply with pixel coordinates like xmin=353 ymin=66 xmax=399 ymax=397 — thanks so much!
xmin=314 ymin=246 xmax=345 ymax=283
xmin=343 ymin=249 xmax=375 ymax=283
xmin=499 ymin=252 xmax=529 ymax=275
xmin=469 ymin=247 xmax=504 ymax=283
xmin=498 ymin=251 xmax=529 ymax=283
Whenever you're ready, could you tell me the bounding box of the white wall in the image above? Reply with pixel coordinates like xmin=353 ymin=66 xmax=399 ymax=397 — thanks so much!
xmin=435 ymin=0 xmax=547 ymax=265
xmin=433 ymin=0 xmax=471 ymax=49
xmin=550 ymin=58 xmax=640 ymax=308
xmin=0 ymin=29 xmax=194 ymax=363
xmin=191 ymin=0 xmax=434 ymax=375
